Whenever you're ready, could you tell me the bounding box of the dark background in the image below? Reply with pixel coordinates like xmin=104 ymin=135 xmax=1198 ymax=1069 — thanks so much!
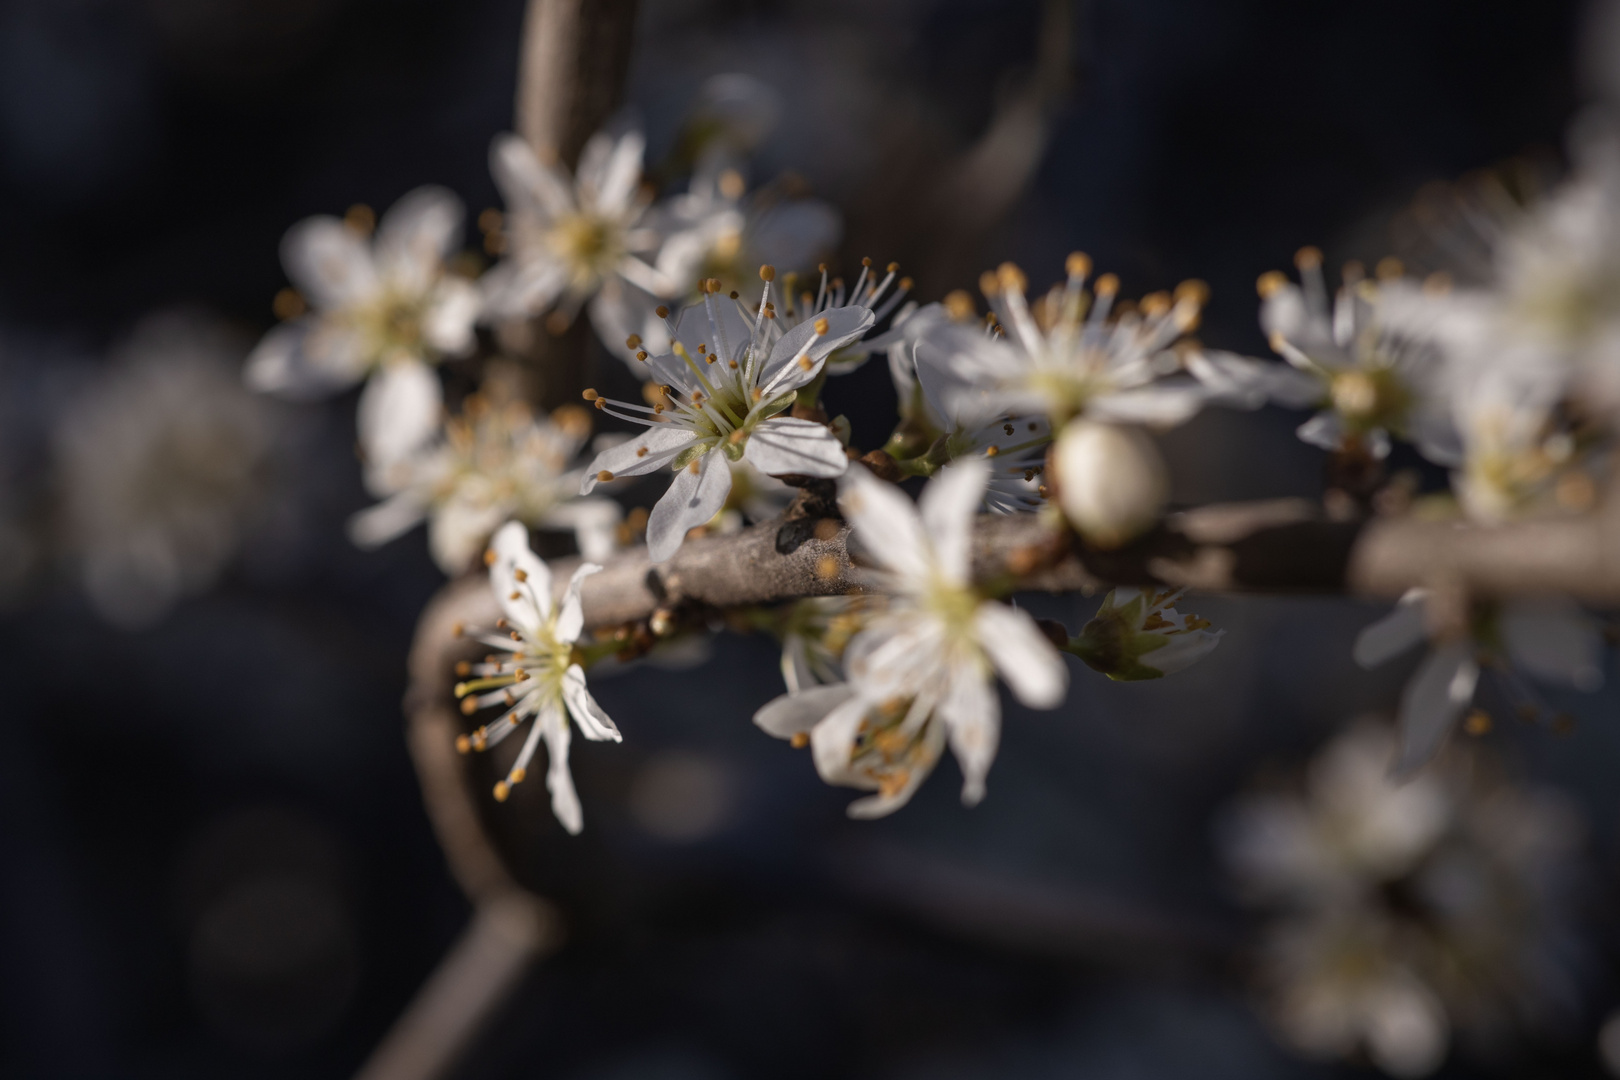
xmin=1 ymin=1 xmax=1614 ymax=1077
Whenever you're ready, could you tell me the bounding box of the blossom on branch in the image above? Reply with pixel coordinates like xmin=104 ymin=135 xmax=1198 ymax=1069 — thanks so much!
xmin=246 ymin=187 xmax=480 ymax=468
xmin=350 ymin=393 xmax=620 ymax=574
xmin=453 ymin=522 xmax=619 ymax=834
xmin=579 ymin=274 xmax=872 ymax=562
xmin=1063 ymin=586 xmax=1223 ymax=680
xmin=753 ymin=461 xmax=1067 ymax=817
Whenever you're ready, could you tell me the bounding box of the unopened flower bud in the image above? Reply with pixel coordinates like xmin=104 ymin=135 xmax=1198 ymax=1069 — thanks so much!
xmin=1051 ymin=420 xmax=1167 ymax=548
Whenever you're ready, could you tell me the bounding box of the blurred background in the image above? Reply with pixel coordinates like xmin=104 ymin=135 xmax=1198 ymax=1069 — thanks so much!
xmin=2 ymin=0 xmax=1617 ymax=1077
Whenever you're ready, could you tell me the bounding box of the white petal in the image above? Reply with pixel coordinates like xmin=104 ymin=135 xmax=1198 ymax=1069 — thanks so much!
xmin=972 ymin=602 xmax=1067 ymax=708
xmin=753 ymin=684 xmax=856 ymax=740
xmin=540 ymin=499 xmax=622 ymax=561
xmin=1138 ymin=629 xmax=1223 ymax=676
xmin=553 ymin=563 xmax=601 ymax=645
xmin=744 ymin=417 xmax=849 ymax=478
xmin=937 ymin=663 xmax=1000 ymax=806
xmin=487 ymin=520 xmax=552 ymax=631
xmin=590 ymin=130 xmax=645 ymax=215
xmin=357 ymin=362 xmax=442 ymax=471
xmin=427 ymin=499 xmax=504 ymax=575
xmin=375 ymin=185 xmax=463 ymax=295
xmin=244 ymin=321 xmax=364 ymax=398
xmin=837 ymin=465 xmax=930 ymax=584
xmin=1187 ymin=350 xmax=1323 ymax=409
xmin=579 ymin=425 xmax=697 ymax=494
xmin=562 ymin=664 xmax=620 ymax=741
xmin=1393 ymin=640 xmax=1479 ymax=778
xmin=808 ymin=695 xmax=876 ymax=789
xmin=481 ymin=257 xmax=569 ymax=320
xmin=1502 ymin=597 xmax=1604 ymax=690
xmin=760 ymin=305 xmax=875 ymax=388
xmin=1085 ymin=384 xmax=1207 ymax=427
xmin=539 ymin=704 xmax=583 ymax=835
xmin=646 ymin=449 xmax=732 ymax=563
xmin=423 ymin=277 xmax=481 ymax=357
xmin=846 ymin=720 xmax=947 ymax=819
xmin=489 ymin=133 xmax=572 ymax=221
xmin=281 ymin=216 xmax=378 ymax=309
xmin=1296 ymin=411 xmax=1344 ymax=451
xmin=1354 ymin=589 xmax=1431 ymax=669
xmin=918 ymin=459 xmax=987 ymax=585
xmin=347 ymin=490 xmax=428 ymax=549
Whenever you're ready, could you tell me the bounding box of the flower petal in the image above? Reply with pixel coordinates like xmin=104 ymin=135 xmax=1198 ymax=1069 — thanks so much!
xmin=973 ymin=602 xmax=1068 ymax=708
xmin=347 ymin=490 xmax=429 ymax=549
xmin=1353 ymin=589 xmax=1431 ymax=669
xmin=424 ymin=277 xmax=481 ymax=357
xmin=487 ymin=520 xmax=552 ymax=632
xmin=244 ymin=321 xmax=365 ymax=398
xmin=646 ymin=449 xmax=732 ymax=563
xmin=808 ymin=694 xmax=877 ymax=789
xmin=357 ymin=361 xmax=442 ymax=472
xmin=918 ymin=459 xmax=987 ymax=585
xmin=579 ymin=425 xmax=697 ymax=494
xmin=428 ymin=498 xmax=504 ymax=575
xmin=937 ymin=663 xmax=1001 ymax=806
xmin=539 ymin=703 xmax=583 ymax=834
xmin=281 ymin=216 xmax=378 ymax=310
xmin=760 ymin=305 xmax=875 ymax=389
xmin=837 ymin=465 xmax=930 ymax=584
xmin=490 ymin=133 xmax=572 ymax=221
xmin=1392 ymin=640 xmax=1479 ymax=778
xmin=375 ymin=185 xmax=463 ymax=296
xmin=553 ymin=563 xmax=601 ymax=646
xmin=753 ymin=683 xmax=857 ymax=740
xmin=540 ymin=498 xmax=622 ymax=561
xmin=1085 ymin=383 xmax=1208 ymax=427
xmin=562 ymin=663 xmax=620 ymax=742
xmin=744 ymin=417 xmax=849 ymax=478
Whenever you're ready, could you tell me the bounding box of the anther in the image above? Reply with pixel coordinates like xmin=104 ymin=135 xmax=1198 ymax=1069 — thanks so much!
xmin=1174 ymin=279 xmax=1209 ymax=305
xmin=626 ymin=334 xmax=642 ymax=349
xmin=460 ymin=698 xmax=478 ymax=716
xmin=582 ymin=389 xmax=599 ymax=401
xmin=1375 ymin=256 xmax=1404 ymax=280
xmin=1094 ymin=273 xmax=1119 ymax=296
xmin=760 ymin=264 xmax=776 ymax=281
xmin=493 ymin=781 xmax=510 ymax=802
xmin=790 ymin=732 xmax=809 ymax=749
xmin=996 ymin=262 xmax=1027 ymax=293
xmin=455 ymin=734 xmax=471 ymax=754
xmin=1065 ymin=251 xmax=1091 ymax=279
xmin=655 ymin=305 xmax=670 ymax=318
xmin=513 ymin=568 xmax=527 ymax=582
xmin=636 ymin=446 xmax=648 ymax=457
xmin=813 ymin=317 xmax=829 ymax=335
xmin=886 ymin=261 xmax=899 ymax=273
xmin=594 ymin=399 xmax=605 ymax=410
xmin=1294 ymin=246 xmax=1323 ymax=270
xmin=597 ymin=470 xmax=615 ymax=482
xmin=979 ymin=270 xmax=1000 ymax=298
xmin=944 ymin=290 xmax=975 ymax=320
xmin=455 ymin=661 xmax=471 ymax=676
xmin=636 ymin=350 xmax=648 ymax=361
xmin=985 ymin=445 xmax=1000 ymax=456
xmin=1256 ymin=270 xmax=1287 ymax=298
xmin=483 ymin=549 xmax=498 ymax=566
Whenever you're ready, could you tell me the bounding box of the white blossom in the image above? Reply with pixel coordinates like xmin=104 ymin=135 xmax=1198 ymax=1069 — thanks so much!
xmin=1354 ymin=589 xmax=1602 ymax=775
xmin=453 ymin=522 xmax=619 ymax=834
xmin=350 ymin=394 xmax=620 ymax=574
xmin=777 ymin=594 xmax=879 ymax=693
xmin=578 ymin=278 xmax=872 ymax=562
xmin=481 ymin=129 xmax=731 ymax=366
xmin=753 ymin=461 xmax=1067 ymax=816
xmin=914 ymin=256 xmax=1217 ymax=429
xmin=246 ymin=187 xmax=479 ymax=467
xmin=57 ymin=312 xmax=279 ymax=628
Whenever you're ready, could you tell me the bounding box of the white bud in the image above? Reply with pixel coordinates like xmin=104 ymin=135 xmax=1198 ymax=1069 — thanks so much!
xmin=1052 ymin=419 xmax=1167 ymax=548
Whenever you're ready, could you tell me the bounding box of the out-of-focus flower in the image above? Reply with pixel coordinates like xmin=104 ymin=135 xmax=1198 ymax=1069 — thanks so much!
xmin=917 ymin=256 xmax=1215 ymax=429
xmin=482 ymin=128 xmax=728 ymax=366
xmin=57 ymin=312 xmax=278 ymax=627
xmin=1064 ymin=586 xmax=1222 ymax=680
xmin=1209 ymin=248 xmax=1459 ymax=462
xmin=1049 ymin=418 xmax=1166 ymax=547
xmin=1354 ymin=589 xmax=1602 ymax=775
xmin=1220 ymin=721 xmax=1586 ymax=1077
xmin=754 ymin=461 xmax=1067 ymax=817
xmin=453 ymin=522 xmax=618 ymax=834
xmin=349 ymin=392 xmax=619 ymax=575
xmin=246 ymin=187 xmax=478 ymax=467
xmin=1444 ymin=364 xmax=1591 ymax=523
xmin=580 ymin=280 xmax=871 ymax=562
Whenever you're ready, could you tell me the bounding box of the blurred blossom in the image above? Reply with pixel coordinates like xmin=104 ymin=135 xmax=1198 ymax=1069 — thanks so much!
xmin=55 ymin=310 xmax=278 ymax=628
xmin=351 ymin=385 xmax=619 ymax=575
xmin=776 ymin=594 xmax=877 ymax=694
xmin=482 ymin=126 xmax=729 ymax=368
xmin=1353 ymin=590 xmax=1603 ymax=776
xmin=246 ymin=185 xmax=479 ymax=469
xmin=1220 ymin=722 xmax=1587 ymax=1076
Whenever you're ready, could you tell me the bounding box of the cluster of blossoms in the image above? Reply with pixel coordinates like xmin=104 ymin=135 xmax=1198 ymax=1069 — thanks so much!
xmin=1220 ymin=722 xmax=1583 ymax=1077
